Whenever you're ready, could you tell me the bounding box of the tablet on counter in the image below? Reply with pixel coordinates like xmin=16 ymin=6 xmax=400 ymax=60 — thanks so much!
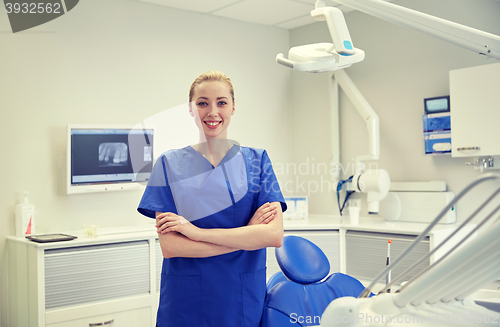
xmin=26 ymin=233 xmax=77 ymax=243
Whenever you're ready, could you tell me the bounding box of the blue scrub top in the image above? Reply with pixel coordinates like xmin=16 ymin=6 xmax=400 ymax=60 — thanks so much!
xmin=138 ymin=144 xmax=287 ymax=327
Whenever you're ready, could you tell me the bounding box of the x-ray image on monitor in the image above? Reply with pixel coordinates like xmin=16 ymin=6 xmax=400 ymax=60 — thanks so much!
xmin=68 ymin=125 xmax=154 ymax=194
xmin=99 ymin=142 xmax=129 ymax=167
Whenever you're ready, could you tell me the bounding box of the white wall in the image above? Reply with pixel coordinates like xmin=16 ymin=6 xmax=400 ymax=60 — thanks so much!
xmin=290 ymin=0 xmax=500 ymax=217
xmin=0 ymin=0 xmax=292 ymax=325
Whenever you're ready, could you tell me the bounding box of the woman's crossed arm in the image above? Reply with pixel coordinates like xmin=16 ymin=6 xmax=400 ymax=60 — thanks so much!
xmin=156 ymin=202 xmax=283 ymax=258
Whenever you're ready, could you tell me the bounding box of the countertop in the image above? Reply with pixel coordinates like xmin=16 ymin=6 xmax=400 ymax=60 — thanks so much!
xmin=8 ymin=214 xmax=463 ymax=248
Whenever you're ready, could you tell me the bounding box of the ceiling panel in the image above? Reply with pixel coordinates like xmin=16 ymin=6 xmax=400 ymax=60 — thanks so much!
xmin=292 ymin=0 xmax=319 ymax=4
xmin=211 ymin=0 xmax=314 ymax=26
xmin=138 ymin=0 xmax=242 ymax=14
xmin=137 ymin=0 xmax=356 ymax=29
xmin=275 ymin=14 xmax=316 ymax=29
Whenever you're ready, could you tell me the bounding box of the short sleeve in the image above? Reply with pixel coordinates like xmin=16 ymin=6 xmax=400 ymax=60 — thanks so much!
xmin=137 ymin=155 xmax=178 ymax=218
xmin=257 ymin=150 xmax=287 ymax=213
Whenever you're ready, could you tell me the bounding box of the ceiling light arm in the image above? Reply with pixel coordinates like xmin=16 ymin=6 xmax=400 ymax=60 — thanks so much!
xmin=333 ymin=69 xmax=379 ymax=174
xmin=330 ymin=0 xmax=500 ymax=59
xmin=310 ymin=3 xmax=355 ymax=55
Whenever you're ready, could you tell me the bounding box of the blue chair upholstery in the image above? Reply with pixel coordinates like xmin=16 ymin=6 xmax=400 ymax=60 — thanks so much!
xmin=262 ymin=236 xmax=369 ymax=327
xmin=276 ymin=236 xmax=330 ymax=285
xmin=267 ymin=271 xmax=288 ymax=293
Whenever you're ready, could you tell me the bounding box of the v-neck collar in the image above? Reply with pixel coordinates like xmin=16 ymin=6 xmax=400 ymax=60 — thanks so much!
xmin=188 ymin=144 xmax=239 ymax=169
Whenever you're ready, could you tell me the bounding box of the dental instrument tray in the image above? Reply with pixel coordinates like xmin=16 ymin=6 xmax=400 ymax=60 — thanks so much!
xmin=26 ymin=233 xmax=77 ymax=243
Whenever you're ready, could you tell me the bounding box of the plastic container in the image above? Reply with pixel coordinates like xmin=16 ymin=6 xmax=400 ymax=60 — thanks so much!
xmin=15 ymin=192 xmax=35 ymax=237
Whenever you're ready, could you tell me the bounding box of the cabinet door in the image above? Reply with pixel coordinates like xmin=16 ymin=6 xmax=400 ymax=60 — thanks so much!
xmin=266 ymin=230 xmax=340 ymax=281
xmin=345 ymin=231 xmax=429 ymax=284
xmin=450 ymin=62 xmax=500 ymax=157
xmin=44 ymin=241 xmax=150 ymax=309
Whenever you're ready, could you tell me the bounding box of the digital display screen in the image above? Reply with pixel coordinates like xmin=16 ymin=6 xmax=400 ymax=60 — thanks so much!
xmin=70 ymin=128 xmax=154 ymax=186
xmin=424 ymin=96 xmax=450 ymax=114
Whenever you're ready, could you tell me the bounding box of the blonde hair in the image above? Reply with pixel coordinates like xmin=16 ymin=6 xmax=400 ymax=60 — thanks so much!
xmin=189 ymin=71 xmax=235 ymax=104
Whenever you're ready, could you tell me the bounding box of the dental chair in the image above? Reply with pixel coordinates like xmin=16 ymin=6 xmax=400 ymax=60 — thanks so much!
xmin=262 ymin=235 xmax=369 ymax=327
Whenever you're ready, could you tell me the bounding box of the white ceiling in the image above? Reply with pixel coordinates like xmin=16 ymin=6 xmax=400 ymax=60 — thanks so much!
xmin=137 ymin=0 xmax=355 ymax=29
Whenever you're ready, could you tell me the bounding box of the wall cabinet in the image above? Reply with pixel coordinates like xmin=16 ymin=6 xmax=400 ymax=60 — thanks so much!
xmin=450 ymin=62 xmax=500 ymax=157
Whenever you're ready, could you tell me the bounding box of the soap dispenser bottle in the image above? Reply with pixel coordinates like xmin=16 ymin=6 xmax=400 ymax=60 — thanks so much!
xmin=15 ymin=192 xmax=35 ymax=237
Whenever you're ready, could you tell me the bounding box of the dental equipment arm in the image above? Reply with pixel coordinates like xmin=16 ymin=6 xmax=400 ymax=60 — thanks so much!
xmin=352 ymin=169 xmax=390 ymax=214
xmin=276 ymin=3 xmax=365 ymax=72
xmin=332 ymin=0 xmax=500 ymax=59
xmin=333 ymin=69 xmax=390 ymax=214
xmin=311 ymin=4 xmax=355 ymax=55
xmin=333 ymin=70 xmax=379 ymax=172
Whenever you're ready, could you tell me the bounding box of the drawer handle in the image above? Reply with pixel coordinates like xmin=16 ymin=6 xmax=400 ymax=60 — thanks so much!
xmin=457 ymin=146 xmax=480 ymax=151
xmin=89 ymin=319 xmax=114 ymax=326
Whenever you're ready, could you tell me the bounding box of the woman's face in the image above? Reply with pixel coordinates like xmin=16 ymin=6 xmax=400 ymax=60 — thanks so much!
xmin=190 ymin=81 xmax=235 ymax=140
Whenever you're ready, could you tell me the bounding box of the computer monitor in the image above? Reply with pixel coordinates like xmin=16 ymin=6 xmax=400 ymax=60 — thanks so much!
xmin=424 ymin=96 xmax=450 ymax=114
xmin=67 ymin=124 xmax=155 ymax=194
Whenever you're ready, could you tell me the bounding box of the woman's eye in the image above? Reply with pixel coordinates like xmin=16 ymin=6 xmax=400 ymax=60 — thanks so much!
xmin=218 ymin=101 xmax=227 ymax=106
xmin=197 ymin=102 xmax=207 ymax=106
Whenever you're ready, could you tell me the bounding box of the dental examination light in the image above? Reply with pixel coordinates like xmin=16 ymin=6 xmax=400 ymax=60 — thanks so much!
xmin=278 ymin=0 xmax=500 ymax=213
xmin=276 ymin=1 xmax=365 ymax=72
xmin=277 ymin=1 xmax=390 ymax=213
xmin=277 ymin=0 xmax=500 ymax=72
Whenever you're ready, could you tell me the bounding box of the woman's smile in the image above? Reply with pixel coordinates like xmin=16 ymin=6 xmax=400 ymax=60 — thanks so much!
xmin=204 ymin=120 xmax=222 ymax=129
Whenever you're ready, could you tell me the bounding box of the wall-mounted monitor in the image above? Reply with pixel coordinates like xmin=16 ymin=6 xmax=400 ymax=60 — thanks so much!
xmin=424 ymin=96 xmax=450 ymax=114
xmin=67 ymin=124 xmax=154 ymax=194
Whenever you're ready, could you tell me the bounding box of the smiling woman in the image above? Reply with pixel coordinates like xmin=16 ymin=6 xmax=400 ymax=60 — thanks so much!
xmin=137 ymin=71 xmax=288 ymax=327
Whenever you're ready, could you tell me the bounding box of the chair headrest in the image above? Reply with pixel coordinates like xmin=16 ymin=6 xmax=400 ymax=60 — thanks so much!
xmin=275 ymin=235 xmax=330 ymax=284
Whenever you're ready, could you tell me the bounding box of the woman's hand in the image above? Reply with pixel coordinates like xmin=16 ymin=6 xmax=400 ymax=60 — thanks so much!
xmin=247 ymin=202 xmax=278 ymax=226
xmin=156 ymin=212 xmax=201 ymax=241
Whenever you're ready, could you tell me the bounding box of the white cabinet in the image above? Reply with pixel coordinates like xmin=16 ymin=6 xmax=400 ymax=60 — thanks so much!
xmin=45 ymin=299 xmax=151 ymax=327
xmin=7 ymin=234 xmax=161 ymax=327
xmin=450 ymin=62 xmax=500 ymax=157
